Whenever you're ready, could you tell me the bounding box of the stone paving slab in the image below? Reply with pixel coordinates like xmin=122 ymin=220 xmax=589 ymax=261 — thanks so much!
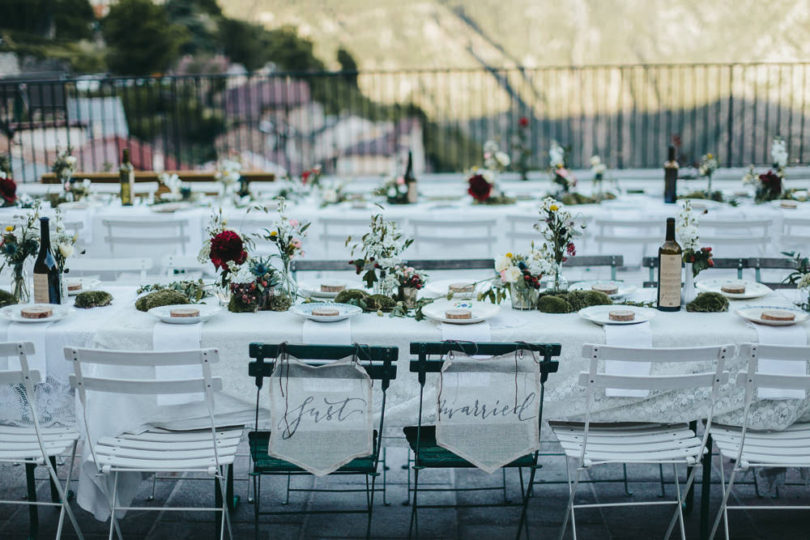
xmin=1 ymin=438 xmax=808 ymax=539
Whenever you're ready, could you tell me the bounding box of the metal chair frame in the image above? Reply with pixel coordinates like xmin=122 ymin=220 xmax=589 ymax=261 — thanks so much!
xmin=247 ymin=343 xmax=397 ymax=540
xmin=0 ymin=342 xmax=84 ymax=540
xmin=406 ymin=341 xmax=561 ymax=540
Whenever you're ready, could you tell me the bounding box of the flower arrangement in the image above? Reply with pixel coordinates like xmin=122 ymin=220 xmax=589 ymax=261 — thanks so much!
xmin=157 ymin=172 xmax=185 ymax=201
xmin=467 ymin=168 xmax=515 ymax=205
xmin=347 ymin=214 xmax=413 ymax=293
xmin=52 ymin=147 xmax=77 ymax=184
xmin=483 ymin=140 xmax=511 ymax=172
xmin=260 ymin=198 xmax=309 ymax=299
xmin=0 ymin=209 xmax=40 ymax=302
xmin=319 ymin=181 xmax=349 ymax=207
xmin=52 ymin=210 xmax=81 ymax=272
xmin=300 ymin=165 xmax=323 ymax=188
xmin=198 ymin=209 xmax=249 ymax=288
xmin=392 ymin=264 xmax=427 ymax=308
xmin=743 ymin=166 xmax=783 ymax=203
xmin=0 ymin=171 xmax=17 ymax=207
xmin=772 ymin=136 xmax=788 ymax=170
xmin=494 ymin=247 xmax=552 ymax=309
xmin=534 ymin=197 xmax=584 ymax=291
xmin=549 ymin=140 xmax=576 ymax=193
xmin=228 ymin=263 xmax=261 ymax=313
xmin=677 ymin=200 xmax=714 ymax=277
xmin=214 ymin=154 xmax=242 ymax=199
xmin=512 ymin=117 xmax=531 ymax=180
xmin=698 ymin=152 xmax=719 ymax=195
xmin=590 ymin=155 xmax=607 ymax=183
xmin=377 ymin=175 xmax=409 ymax=204
xmin=782 ymin=251 xmax=810 ymax=312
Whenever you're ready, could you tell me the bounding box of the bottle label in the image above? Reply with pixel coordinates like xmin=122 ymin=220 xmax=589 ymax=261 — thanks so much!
xmin=33 ymin=273 xmax=50 ymax=304
xmin=658 ymin=254 xmax=682 ymax=307
xmin=407 ymin=183 xmax=418 ymax=203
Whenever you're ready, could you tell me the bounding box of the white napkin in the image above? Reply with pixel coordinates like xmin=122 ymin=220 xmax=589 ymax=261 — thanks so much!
xmin=603 ymin=321 xmax=653 ymax=398
xmin=302 ymin=319 xmax=352 ymax=345
xmin=4 ymin=322 xmax=53 ymax=375
xmin=153 ymin=321 xmax=203 ymax=405
xmin=752 ymin=323 xmax=808 ymax=400
xmin=441 ymin=321 xmax=491 ymax=343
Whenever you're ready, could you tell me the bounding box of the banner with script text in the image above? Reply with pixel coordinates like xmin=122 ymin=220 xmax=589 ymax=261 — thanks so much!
xmin=436 ymin=351 xmax=542 ymax=473
xmin=269 ymin=356 xmax=373 ymax=477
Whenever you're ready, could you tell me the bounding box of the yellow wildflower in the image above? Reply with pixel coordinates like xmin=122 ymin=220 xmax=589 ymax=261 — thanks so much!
xmin=506 ymin=252 xmax=513 ymax=258
xmin=269 ymin=230 xmax=278 ymax=237
xmin=549 ymin=204 xmax=559 ymax=212
xmin=706 ymin=153 xmax=713 ymax=159
xmin=4 ymin=226 xmax=13 ymax=232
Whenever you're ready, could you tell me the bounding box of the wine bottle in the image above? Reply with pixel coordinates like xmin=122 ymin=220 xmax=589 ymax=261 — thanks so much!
xmin=657 ymin=217 xmax=682 ymax=311
xmin=119 ymin=148 xmax=134 ymax=206
xmin=33 ymin=217 xmax=62 ymax=304
xmin=404 ymin=150 xmax=418 ymax=204
xmin=664 ymin=145 xmax=678 ymax=204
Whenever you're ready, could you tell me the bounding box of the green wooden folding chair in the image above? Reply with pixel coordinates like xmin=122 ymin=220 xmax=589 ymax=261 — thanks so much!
xmin=405 ymin=341 xmax=560 ymax=539
xmin=247 ymin=342 xmax=397 ymax=539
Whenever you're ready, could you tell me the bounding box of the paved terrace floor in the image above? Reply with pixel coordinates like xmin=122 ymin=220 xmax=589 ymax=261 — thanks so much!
xmin=2 ymin=436 xmax=809 ymax=539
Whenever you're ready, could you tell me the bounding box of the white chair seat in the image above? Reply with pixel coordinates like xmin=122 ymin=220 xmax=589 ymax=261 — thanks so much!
xmin=711 ymin=422 xmax=810 ymax=467
xmin=93 ymin=427 xmax=243 ymax=470
xmin=550 ymin=422 xmax=703 ymax=464
xmin=0 ymin=425 xmax=79 ymax=460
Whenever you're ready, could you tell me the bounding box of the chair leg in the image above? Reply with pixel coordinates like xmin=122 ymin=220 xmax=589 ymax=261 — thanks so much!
xmin=366 ymin=472 xmax=378 ymax=540
xmin=403 ymin=450 xmax=412 ymax=506
xmin=49 ymin=441 xmax=84 ymax=540
xmin=517 ymin=463 xmax=539 ymax=540
xmin=25 ymin=463 xmax=39 ymax=540
xmin=623 ymin=463 xmax=633 ymax=496
xmin=408 ymin=467 xmax=421 ymax=539
xmin=147 ymin=475 xmax=157 ymax=501
xmin=710 ymin=466 xmax=739 ymax=540
xmin=217 ymin=466 xmax=233 ymax=540
xmin=671 ymin=464 xmax=687 ymax=540
xmin=283 ymin=473 xmax=291 ymax=505
xmin=381 ymin=447 xmax=390 ymax=506
xmin=559 ymin=457 xmax=582 ymax=540
xmin=253 ymin=474 xmax=261 ymax=540
xmin=665 ymin=464 xmax=700 ymax=540
xmin=108 ymin=472 xmax=119 ymax=540
xmin=659 ymin=463 xmax=666 ymax=497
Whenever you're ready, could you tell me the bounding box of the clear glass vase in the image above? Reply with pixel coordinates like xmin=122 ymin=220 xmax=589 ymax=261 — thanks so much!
xmin=510 ymin=283 xmax=539 ymax=310
xmin=12 ymin=266 xmax=29 ymax=304
xmin=373 ymin=272 xmax=396 ymax=298
xmin=399 ymin=286 xmax=418 ymax=309
xmin=550 ymin=262 xmax=568 ymax=292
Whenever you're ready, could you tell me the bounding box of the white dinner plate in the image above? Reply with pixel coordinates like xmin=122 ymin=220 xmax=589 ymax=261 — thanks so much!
xmin=148 ymin=304 xmax=221 ymax=324
xmin=290 ymin=302 xmax=362 ymax=323
xmin=424 ymin=279 xmax=480 ymax=300
xmin=696 ymin=279 xmax=772 ymax=300
xmin=64 ymin=277 xmax=102 ymax=296
xmin=298 ymin=280 xmax=351 ymax=299
xmin=569 ymin=281 xmax=637 ymax=300
xmin=0 ymin=304 xmax=72 ymax=324
xmin=736 ymin=305 xmax=809 ymax=327
xmin=578 ymin=305 xmax=657 ymax=326
xmin=150 ymin=202 xmax=193 ymax=213
xmin=421 ymin=299 xmax=500 ymax=325
xmin=679 ymin=198 xmax=724 ymax=210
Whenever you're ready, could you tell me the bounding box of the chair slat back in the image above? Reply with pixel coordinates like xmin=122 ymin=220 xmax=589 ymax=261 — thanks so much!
xmin=68 ymin=375 xmax=222 ymax=395
xmin=582 ymin=344 xmax=729 ymax=363
xmin=580 ymin=372 xmax=726 ymax=391
xmin=0 ymin=369 xmax=41 ymax=385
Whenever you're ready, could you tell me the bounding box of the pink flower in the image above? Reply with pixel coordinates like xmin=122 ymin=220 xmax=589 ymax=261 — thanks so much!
xmin=396 ymin=176 xmax=405 ymax=185
xmin=289 ymin=219 xmax=299 ymax=228
xmin=292 ymin=239 xmax=302 ymax=249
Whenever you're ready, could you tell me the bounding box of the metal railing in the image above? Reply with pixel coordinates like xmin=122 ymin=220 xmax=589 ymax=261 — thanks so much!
xmin=2 ymin=62 xmax=810 ymax=182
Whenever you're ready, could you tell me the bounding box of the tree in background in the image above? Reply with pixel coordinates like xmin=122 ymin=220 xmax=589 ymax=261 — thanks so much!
xmin=337 ymin=47 xmax=359 ymax=86
xmin=165 ymin=0 xmax=222 ymax=56
xmin=2 ymin=0 xmax=94 ymax=41
xmin=102 ymin=0 xmax=188 ymax=75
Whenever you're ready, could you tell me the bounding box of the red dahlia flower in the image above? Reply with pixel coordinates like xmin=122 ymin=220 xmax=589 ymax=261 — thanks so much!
xmin=519 ymin=117 xmax=529 ymax=127
xmin=0 ymin=177 xmax=17 ymax=204
xmin=210 ymin=230 xmax=247 ymax=271
xmin=467 ymin=174 xmax=493 ymax=202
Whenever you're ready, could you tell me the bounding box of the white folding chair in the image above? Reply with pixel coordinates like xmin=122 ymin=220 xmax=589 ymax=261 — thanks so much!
xmin=0 ymin=342 xmax=83 ymax=539
xmin=66 ymin=347 xmax=244 ymax=540
xmin=782 ymin=217 xmax=810 ymax=250
xmin=408 ymin=218 xmax=497 ymax=257
xmin=101 ymin=217 xmax=191 ymax=257
xmin=709 ymin=343 xmax=810 ymax=540
xmin=551 ymin=343 xmax=732 ymax=540
xmin=505 ymin=214 xmax=540 ymax=250
xmin=162 ymin=254 xmax=213 ymax=278
xmin=320 ymin=217 xmax=403 ymax=258
xmin=66 ymin=256 xmax=154 ymax=283
xmin=593 ymin=217 xmax=664 ymax=263
xmin=699 ymin=218 xmax=772 ymax=256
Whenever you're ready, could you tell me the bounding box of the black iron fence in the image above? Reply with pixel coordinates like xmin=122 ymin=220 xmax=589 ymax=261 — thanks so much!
xmin=2 ymin=63 xmax=810 ymax=182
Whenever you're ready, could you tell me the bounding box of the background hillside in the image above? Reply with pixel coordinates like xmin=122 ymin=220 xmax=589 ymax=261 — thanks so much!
xmin=221 ymin=0 xmax=810 ymax=70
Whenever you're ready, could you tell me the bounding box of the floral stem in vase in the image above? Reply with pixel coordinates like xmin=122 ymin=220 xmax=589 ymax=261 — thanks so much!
xmin=13 ymin=266 xmax=29 ymax=303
